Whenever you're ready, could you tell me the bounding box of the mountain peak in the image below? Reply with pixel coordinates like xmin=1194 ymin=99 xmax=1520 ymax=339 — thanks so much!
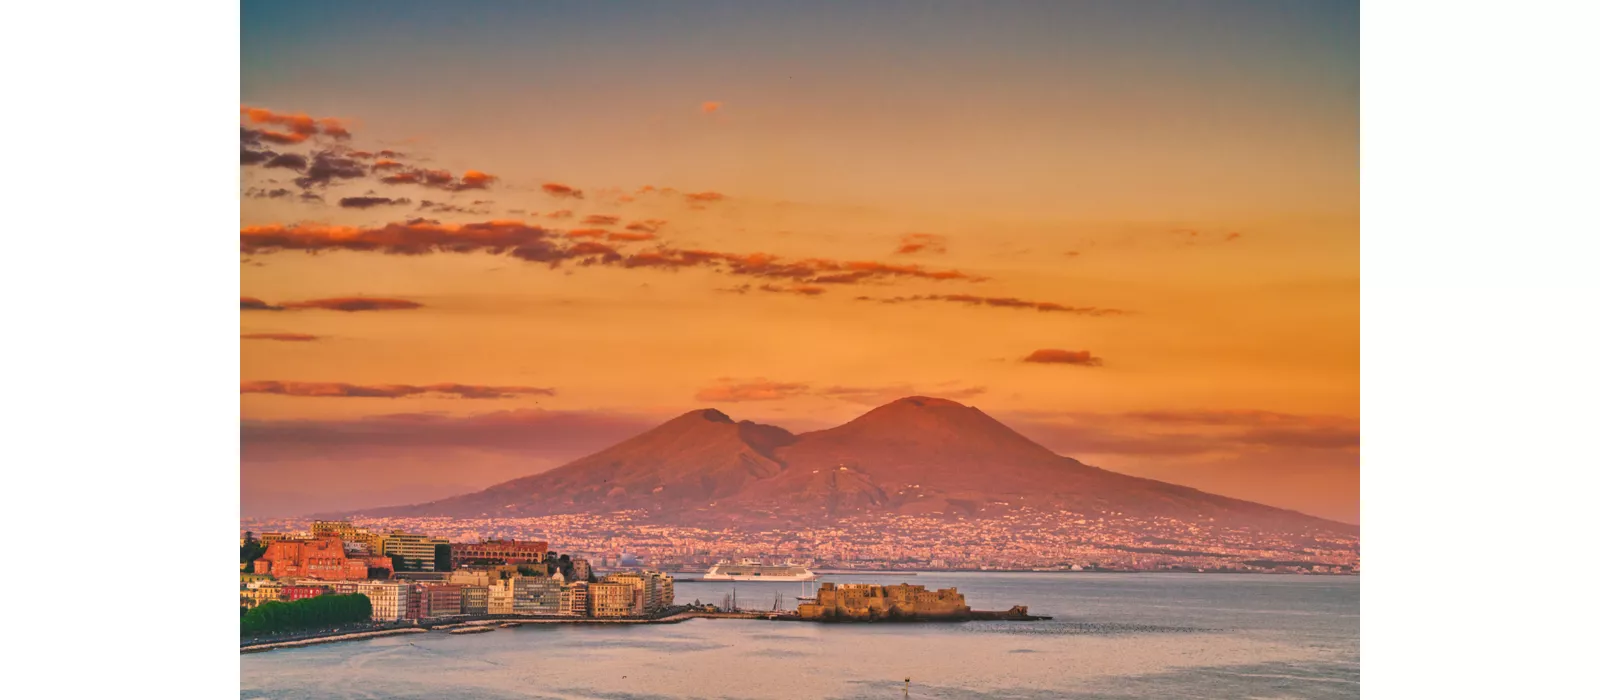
xmin=696 ymin=408 xmax=734 ymax=423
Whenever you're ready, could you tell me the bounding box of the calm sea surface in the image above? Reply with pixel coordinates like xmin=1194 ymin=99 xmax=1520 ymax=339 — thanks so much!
xmin=240 ymin=572 xmax=1358 ymax=699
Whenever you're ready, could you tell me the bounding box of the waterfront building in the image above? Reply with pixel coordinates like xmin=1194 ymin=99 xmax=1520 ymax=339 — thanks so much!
xmin=252 ymin=535 xmax=392 ymax=581
xmin=513 ymin=576 xmax=561 ymax=615
xmin=330 ymin=581 xmax=411 ymax=622
xmin=460 ymin=585 xmax=489 ymax=615
xmin=559 ymin=581 xmax=589 ymax=616
xmin=422 ymin=584 xmax=463 ymax=618
xmin=451 ymin=539 xmax=549 ymax=567
xmin=488 ymin=580 xmax=516 ymax=615
xmin=797 ymin=583 xmax=969 ymax=621
xmin=571 ymin=558 xmax=592 ymax=581
xmin=382 ymin=531 xmax=451 ymax=571
xmin=587 ymin=582 xmax=636 ymax=618
xmin=604 ymin=571 xmax=675 ymax=613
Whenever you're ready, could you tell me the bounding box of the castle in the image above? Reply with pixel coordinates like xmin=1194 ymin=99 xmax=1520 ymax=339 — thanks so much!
xmin=797 ymin=582 xmax=970 ymax=621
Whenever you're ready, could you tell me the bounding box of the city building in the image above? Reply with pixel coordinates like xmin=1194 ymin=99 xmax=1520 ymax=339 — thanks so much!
xmin=488 ymin=580 xmax=516 ymax=615
xmin=451 ymin=539 xmax=549 ymax=567
xmin=571 ymin=558 xmax=592 ymax=581
xmin=382 ymin=532 xmax=451 ymax=571
xmin=460 ymin=585 xmax=489 ymax=615
xmin=798 ymin=583 xmax=970 ymax=621
xmin=559 ymin=581 xmax=589 ymax=616
xmin=329 ymin=580 xmax=411 ymax=622
xmin=281 ymin=584 xmax=328 ymax=602
xmin=252 ymin=535 xmax=392 ymax=580
xmin=512 ymin=576 xmax=561 ymax=615
xmin=588 ymin=581 xmax=637 ymax=618
xmin=604 ymin=571 xmax=675 ymax=614
xmin=422 ymin=584 xmax=463 ymax=618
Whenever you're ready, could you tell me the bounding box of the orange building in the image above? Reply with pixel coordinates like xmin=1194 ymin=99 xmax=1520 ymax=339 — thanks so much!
xmin=451 ymin=539 xmax=549 ymax=567
xmin=252 ymin=535 xmax=392 ymax=581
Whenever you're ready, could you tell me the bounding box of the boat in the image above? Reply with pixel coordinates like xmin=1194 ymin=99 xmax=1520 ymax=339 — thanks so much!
xmin=702 ymin=559 xmax=818 ymax=581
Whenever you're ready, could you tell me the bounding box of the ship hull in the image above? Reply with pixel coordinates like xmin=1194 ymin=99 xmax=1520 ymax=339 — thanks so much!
xmin=702 ymin=572 xmax=819 ymax=582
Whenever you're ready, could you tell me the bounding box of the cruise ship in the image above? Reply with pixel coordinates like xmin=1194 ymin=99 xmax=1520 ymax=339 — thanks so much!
xmin=702 ymin=559 xmax=819 ymax=581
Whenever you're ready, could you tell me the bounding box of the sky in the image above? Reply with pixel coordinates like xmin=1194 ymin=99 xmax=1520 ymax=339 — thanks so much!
xmin=240 ymin=1 xmax=1359 ymax=523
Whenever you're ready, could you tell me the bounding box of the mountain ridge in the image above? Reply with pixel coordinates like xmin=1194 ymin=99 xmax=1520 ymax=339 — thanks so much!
xmin=351 ymin=397 xmax=1355 ymax=535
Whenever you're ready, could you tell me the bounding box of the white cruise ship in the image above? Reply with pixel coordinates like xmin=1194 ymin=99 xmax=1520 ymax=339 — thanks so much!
xmin=703 ymin=559 xmax=818 ymax=581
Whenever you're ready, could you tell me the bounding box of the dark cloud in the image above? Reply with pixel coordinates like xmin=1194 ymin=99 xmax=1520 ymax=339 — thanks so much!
xmin=242 ymin=296 xmax=423 ymax=312
xmin=896 ymin=233 xmax=948 ymax=255
xmin=242 ymin=381 xmax=555 ymax=399
xmin=294 ymin=150 xmax=367 ymax=189
xmin=339 ymin=196 xmax=413 ymax=209
xmin=279 ymin=297 xmax=423 ymax=312
xmin=263 ymin=153 xmax=308 ymax=171
xmin=241 ymin=148 xmax=273 ymax=166
xmin=625 ymin=219 xmax=667 ymax=234
xmin=245 ymin=187 xmax=294 ymax=199
xmin=417 ymin=200 xmax=490 ymax=215
xmin=1022 ymin=349 xmax=1104 ymax=366
xmin=864 ymin=294 xmax=1127 ymax=315
xmin=242 ymin=333 xmax=319 ymax=342
xmin=241 ymin=296 xmax=284 ymax=311
xmin=240 ymin=219 xmax=983 ymax=285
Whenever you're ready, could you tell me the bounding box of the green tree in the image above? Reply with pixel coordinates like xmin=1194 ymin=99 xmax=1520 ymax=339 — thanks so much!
xmin=241 ymin=593 xmax=374 ymax=636
xmin=434 ymin=544 xmax=452 ymax=572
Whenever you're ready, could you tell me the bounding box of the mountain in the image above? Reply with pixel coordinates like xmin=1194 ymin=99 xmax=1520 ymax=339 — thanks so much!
xmin=358 ymin=397 xmax=1353 ymax=535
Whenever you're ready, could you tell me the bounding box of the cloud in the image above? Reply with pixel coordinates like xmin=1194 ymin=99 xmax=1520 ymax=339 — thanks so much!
xmin=245 ymin=187 xmax=294 ymax=199
xmin=896 ymin=233 xmax=948 ymax=255
xmin=564 ymin=228 xmax=609 ymax=239
xmin=606 ymin=231 xmax=658 ymax=242
xmin=278 ymin=297 xmax=424 ymax=312
xmin=241 ymin=148 xmax=274 ymax=165
xmin=380 ymin=167 xmax=499 ymax=191
xmin=294 ymin=150 xmax=367 ymax=189
xmin=263 ymin=153 xmax=308 ymax=171
xmin=339 ymin=196 xmax=413 ymax=209
xmin=695 ymin=379 xmax=811 ymax=403
xmin=242 ymin=333 xmax=319 ymax=342
xmin=684 ymin=191 xmax=725 ymax=205
xmin=243 ymin=296 xmax=423 ymax=312
xmin=619 ymin=249 xmax=985 ymax=285
xmin=546 ymin=209 xmax=573 ymax=219
xmin=242 ymin=219 xmax=980 ymax=285
xmin=241 ymin=296 xmax=284 ymax=311
xmin=864 ymin=294 xmax=1127 ymax=315
xmin=694 ymin=378 xmax=984 ymax=405
xmin=625 ymin=219 xmax=667 ymax=234
xmin=582 ymin=214 xmax=620 ymax=226
xmin=240 ymin=106 xmax=351 ymax=142
xmin=542 ymin=183 xmax=585 ymax=199
xmin=417 ymin=200 xmax=490 ymax=215
xmin=1002 ymin=409 xmax=1360 ymax=457
xmin=372 ymin=159 xmax=405 ymax=171
xmin=815 ymin=383 xmax=986 ymax=406
xmin=242 ymin=381 xmax=555 ymax=399
xmin=701 ymin=101 xmax=723 ymax=114
xmin=1225 ymin=232 xmax=1242 ymax=242
xmin=1022 ymin=349 xmax=1104 ymax=366
xmin=242 ymin=408 xmax=658 ymax=457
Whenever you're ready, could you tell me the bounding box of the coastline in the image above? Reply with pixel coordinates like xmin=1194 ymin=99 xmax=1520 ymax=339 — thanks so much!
xmin=239 ymin=608 xmax=1048 ymax=654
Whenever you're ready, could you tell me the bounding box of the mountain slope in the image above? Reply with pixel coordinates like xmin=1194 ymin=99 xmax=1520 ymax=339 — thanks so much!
xmin=360 ymin=397 xmax=1353 ymax=535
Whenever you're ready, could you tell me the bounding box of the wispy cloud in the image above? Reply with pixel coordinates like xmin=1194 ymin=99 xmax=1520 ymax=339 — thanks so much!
xmin=242 ymin=381 xmax=555 ymax=399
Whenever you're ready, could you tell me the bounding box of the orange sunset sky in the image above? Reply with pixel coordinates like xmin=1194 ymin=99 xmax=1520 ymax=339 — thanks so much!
xmin=241 ymin=2 xmax=1358 ymax=522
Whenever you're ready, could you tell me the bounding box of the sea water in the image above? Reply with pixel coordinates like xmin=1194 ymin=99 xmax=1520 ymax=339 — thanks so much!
xmin=240 ymin=572 xmax=1358 ymax=699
